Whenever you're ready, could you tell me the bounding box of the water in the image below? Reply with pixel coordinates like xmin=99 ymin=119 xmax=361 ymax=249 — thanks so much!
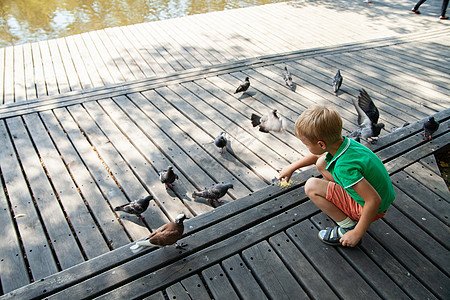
xmin=0 ymin=0 xmax=288 ymax=47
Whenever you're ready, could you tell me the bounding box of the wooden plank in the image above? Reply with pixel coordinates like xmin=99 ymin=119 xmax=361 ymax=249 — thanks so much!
xmin=61 ymin=35 xmax=94 ymax=90
xmin=382 ymin=205 xmax=450 ymax=274
xmin=79 ymin=32 xmax=114 ymax=86
xmin=0 ymin=47 xmax=4 ymax=104
xmin=202 ymin=264 xmax=240 ymax=300
xmin=0 ymin=170 xmax=316 ymax=299
xmin=391 ymin=185 xmax=450 ymax=249
xmin=30 ymin=42 xmax=48 ymax=98
xmin=68 ymin=34 xmax=102 ymax=88
xmin=99 ymin=29 xmax=147 ymax=80
xmin=0 ymin=166 xmax=30 ymax=293
xmin=312 ymin=213 xmax=435 ymax=299
xmin=129 ymin=90 xmax=238 ymax=201
xmin=55 ymin=37 xmax=83 ymax=92
xmin=316 ymin=54 xmax=442 ymax=117
xmin=116 ymin=25 xmax=171 ymax=75
xmin=384 ymin=132 xmax=450 ymax=175
xmin=179 ymin=274 xmax=211 ymax=299
xmin=87 ymin=30 xmax=124 ymax=84
xmin=177 ymin=14 xmax=238 ymax=61
xmin=139 ymin=22 xmax=189 ymax=71
xmin=392 ymin=171 xmax=449 ymax=226
xmin=242 ymin=240 xmax=309 ymax=299
xmin=205 ymin=75 xmax=304 ymax=161
xmin=47 ymin=39 xmax=71 ymax=94
xmin=165 ymin=282 xmax=190 ymax=300
xmin=67 ymin=103 xmax=168 ymax=230
xmin=153 ymin=19 xmax=206 ymax=68
xmin=0 ymin=119 xmax=58 ymax=281
xmin=222 ymin=254 xmax=268 ymax=300
xmin=369 ymin=219 xmax=450 ymax=298
xmin=3 ymin=46 xmax=14 ymax=104
xmin=22 ymin=43 xmax=37 ymax=100
xmin=286 ymin=220 xmax=380 ymax=299
xmin=10 ymin=114 xmax=85 ymax=270
xmin=45 ymin=109 xmax=148 ymax=240
xmin=94 ymin=30 xmax=137 ymax=82
xmin=342 ymin=52 xmax=449 ymax=112
xmin=109 ymin=94 xmax=214 ymax=215
xmin=97 ymin=97 xmax=197 ymax=219
xmin=268 ymin=232 xmax=338 ymax=299
xmin=38 ymin=40 xmax=59 ymax=95
xmin=418 ymin=155 xmax=442 ymax=175
xmin=148 ymin=85 xmax=269 ymax=190
xmin=181 ymin=80 xmax=301 ymax=170
xmin=29 ymin=112 xmax=131 ymax=250
xmin=13 ymin=45 xmax=26 ymax=102
xmin=142 ymin=291 xmax=166 ymax=300
xmin=169 ymin=17 xmax=224 ymax=64
xmin=20 ymin=114 xmax=110 ymax=259
xmin=356 ymin=47 xmax=450 ymax=105
xmin=403 ymin=160 xmax=450 ymax=202
xmin=49 ymin=190 xmax=314 ymax=299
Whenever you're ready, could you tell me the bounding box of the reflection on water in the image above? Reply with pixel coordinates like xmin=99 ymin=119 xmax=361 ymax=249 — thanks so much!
xmin=0 ymin=0 xmax=287 ymax=47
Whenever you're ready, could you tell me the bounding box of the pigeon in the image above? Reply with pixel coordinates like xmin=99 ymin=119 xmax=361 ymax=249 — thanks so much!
xmin=159 ymin=166 xmax=178 ymax=188
xmin=114 ymin=196 xmax=151 ymax=220
xmin=251 ymin=110 xmax=288 ymax=133
xmin=391 ymin=122 xmax=410 ymax=132
xmin=348 ymin=89 xmax=384 ymax=143
xmin=282 ymin=66 xmax=293 ymax=89
xmin=130 ymin=214 xmax=188 ymax=250
xmin=214 ymin=132 xmax=228 ymax=154
xmin=234 ymin=77 xmax=250 ymax=94
xmin=192 ymin=183 xmax=233 ymax=207
xmin=332 ymin=69 xmax=343 ymax=93
xmin=423 ymin=117 xmax=439 ymax=140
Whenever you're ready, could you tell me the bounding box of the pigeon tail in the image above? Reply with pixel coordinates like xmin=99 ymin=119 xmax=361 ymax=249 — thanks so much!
xmin=251 ymin=114 xmax=261 ymax=127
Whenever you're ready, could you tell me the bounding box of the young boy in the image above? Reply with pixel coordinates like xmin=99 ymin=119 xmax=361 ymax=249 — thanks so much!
xmin=279 ymin=105 xmax=395 ymax=247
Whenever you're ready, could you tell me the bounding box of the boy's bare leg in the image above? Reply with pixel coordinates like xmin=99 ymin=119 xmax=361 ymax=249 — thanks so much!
xmin=306 ymin=156 xmax=346 ymax=222
xmin=305 ymin=178 xmax=347 ymax=222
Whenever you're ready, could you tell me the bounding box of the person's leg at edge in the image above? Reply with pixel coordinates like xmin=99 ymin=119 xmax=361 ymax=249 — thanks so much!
xmin=441 ymin=0 xmax=449 ymax=18
xmin=413 ymin=0 xmax=427 ymax=13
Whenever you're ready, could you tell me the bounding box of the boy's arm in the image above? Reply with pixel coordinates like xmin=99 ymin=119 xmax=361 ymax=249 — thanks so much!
xmin=278 ymin=154 xmax=321 ymax=182
xmin=340 ymin=178 xmax=381 ymax=247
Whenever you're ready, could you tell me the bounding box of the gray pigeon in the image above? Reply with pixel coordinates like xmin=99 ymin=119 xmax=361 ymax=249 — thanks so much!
xmin=130 ymin=214 xmax=188 ymax=250
xmin=214 ymin=132 xmax=228 ymax=154
xmin=282 ymin=66 xmax=293 ymax=89
xmin=192 ymin=183 xmax=233 ymax=207
xmin=251 ymin=110 xmax=288 ymax=133
xmin=348 ymin=89 xmax=384 ymax=143
xmin=159 ymin=166 xmax=178 ymax=188
xmin=114 ymin=196 xmax=151 ymax=220
xmin=234 ymin=77 xmax=250 ymax=94
xmin=332 ymin=69 xmax=343 ymax=93
xmin=423 ymin=117 xmax=439 ymax=140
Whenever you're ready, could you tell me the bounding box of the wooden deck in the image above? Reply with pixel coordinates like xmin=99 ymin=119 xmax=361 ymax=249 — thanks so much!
xmin=0 ymin=0 xmax=449 ymax=298
xmin=1 ymin=0 xmax=449 ymax=105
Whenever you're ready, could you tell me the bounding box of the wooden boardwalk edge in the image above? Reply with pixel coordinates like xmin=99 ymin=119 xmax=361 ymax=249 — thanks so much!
xmin=3 ymin=107 xmax=449 ymax=299
xmin=1 ymin=27 xmax=449 ymax=120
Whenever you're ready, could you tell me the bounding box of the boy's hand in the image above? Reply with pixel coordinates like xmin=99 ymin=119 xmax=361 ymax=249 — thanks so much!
xmin=340 ymin=229 xmax=364 ymax=247
xmin=278 ymin=165 xmax=295 ymax=182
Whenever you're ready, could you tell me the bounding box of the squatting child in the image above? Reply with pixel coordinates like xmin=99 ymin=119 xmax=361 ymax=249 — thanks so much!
xmin=279 ymin=105 xmax=395 ymax=247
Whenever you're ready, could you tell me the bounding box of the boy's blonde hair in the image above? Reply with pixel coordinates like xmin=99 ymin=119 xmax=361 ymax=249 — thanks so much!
xmin=295 ymin=105 xmax=342 ymax=144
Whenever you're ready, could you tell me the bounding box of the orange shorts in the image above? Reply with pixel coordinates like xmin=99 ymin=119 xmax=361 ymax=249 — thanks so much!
xmin=326 ymin=181 xmax=386 ymax=221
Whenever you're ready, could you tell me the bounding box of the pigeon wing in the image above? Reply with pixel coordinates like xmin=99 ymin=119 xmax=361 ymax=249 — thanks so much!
xmin=358 ymin=89 xmax=379 ymax=124
xmin=352 ymin=98 xmax=371 ymax=127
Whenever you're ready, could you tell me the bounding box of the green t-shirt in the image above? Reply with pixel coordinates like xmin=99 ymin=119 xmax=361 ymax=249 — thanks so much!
xmin=325 ymin=137 xmax=395 ymax=213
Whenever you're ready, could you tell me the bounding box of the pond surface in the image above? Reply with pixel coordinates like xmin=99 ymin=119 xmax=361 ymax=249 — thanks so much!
xmin=0 ymin=0 xmax=288 ymax=47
